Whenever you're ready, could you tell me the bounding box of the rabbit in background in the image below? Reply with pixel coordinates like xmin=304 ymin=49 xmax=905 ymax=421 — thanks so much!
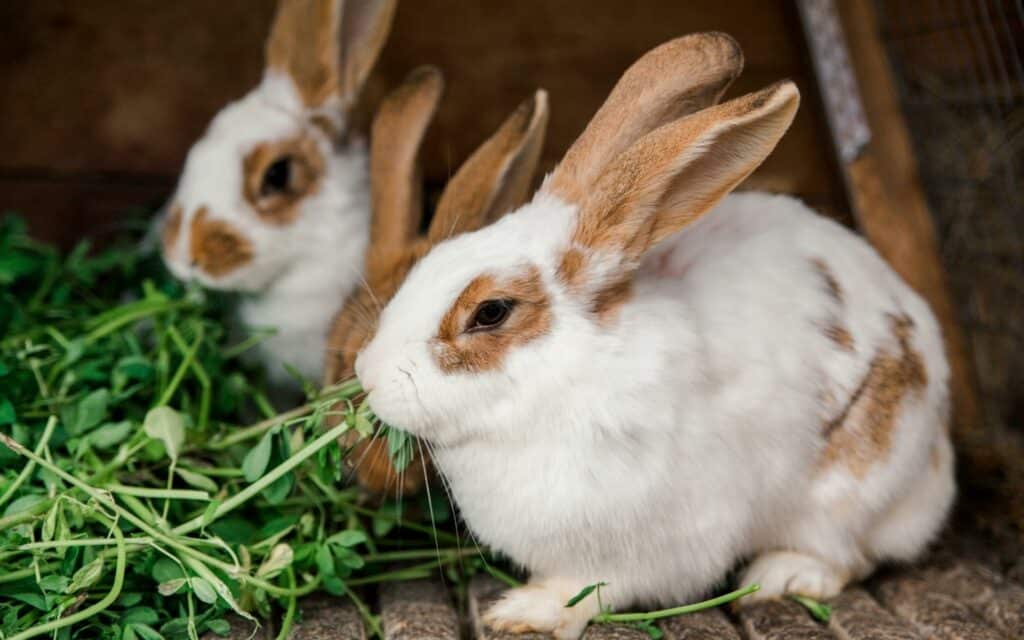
xmin=160 ymin=0 xmax=397 ymax=393
xmin=354 ymin=33 xmax=955 ymax=638
xmin=324 ymin=65 xmax=549 ymax=495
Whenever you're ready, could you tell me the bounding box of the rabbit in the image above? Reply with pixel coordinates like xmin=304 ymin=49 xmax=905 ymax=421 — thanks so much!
xmin=323 ymin=65 xmax=549 ymax=495
xmin=159 ymin=0 xmax=398 ymax=392
xmin=353 ymin=32 xmax=956 ymax=638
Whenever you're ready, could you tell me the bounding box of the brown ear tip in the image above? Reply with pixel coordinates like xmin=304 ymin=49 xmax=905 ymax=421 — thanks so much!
xmin=509 ymin=89 xmax=550 ymax=133
xmin=406 ymin=65 xmax=445 ymax=93
xmin=659 ymin=31 xmax=745 ymax=73
xmin=749 ymin=80 xmax=800 ymax=110
xmin=772 ymin=80 xmax=801 ymax=105
xmin=530 ymin=89 xmax=550 ymax=124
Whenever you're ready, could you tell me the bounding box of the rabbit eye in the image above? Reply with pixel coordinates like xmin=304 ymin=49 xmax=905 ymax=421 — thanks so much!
xmin=467 ymin=299 xmax=514 ymax=332
xmin=261 ymin=157 xmax=292 ymax=196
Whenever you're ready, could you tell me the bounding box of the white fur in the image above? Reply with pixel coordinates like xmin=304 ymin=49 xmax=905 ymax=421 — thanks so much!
xmin=162 ymin=71 xmax=369 ymax=389
xmin=357 ymin=191 xmax=954 ymax=638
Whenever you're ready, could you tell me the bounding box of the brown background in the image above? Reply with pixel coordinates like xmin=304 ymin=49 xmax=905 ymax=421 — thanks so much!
xmin=0 ymin=0 xmax=850 ymax=247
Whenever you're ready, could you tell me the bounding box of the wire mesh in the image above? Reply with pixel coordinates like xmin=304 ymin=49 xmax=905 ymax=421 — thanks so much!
xmin=876 ymin=0 xmax=1024 ymax=435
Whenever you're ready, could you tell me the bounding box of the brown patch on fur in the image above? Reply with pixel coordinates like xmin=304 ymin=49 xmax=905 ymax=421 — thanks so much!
xmin=265 ymin=0 xmax=341 ymax=109
xmin=811 ymin=257 xmax=843 ymax=304
xmin=243 ymin=136 xmax=324 ymax=225
xmin=432 ymin=266 xmax=551 ymax=374
xmin=162 ymin=204 xmax=183 ymax=256
xmin=189 ymin=207 xmax=254 ymax=277
xmin=819 ymin=313 xmax=928 ymax=476
xmin=593 ymin=277 xmax=632 ymax=322
xmin=824 ymin=323 xmax=855 ymax=352
xmin=308 ymin=114 xmax=340 ymax=141
xmin=556 ymin=248 xmax=588 ymax=291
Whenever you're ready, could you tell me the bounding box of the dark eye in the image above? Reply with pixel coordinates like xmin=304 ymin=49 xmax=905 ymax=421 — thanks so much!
xmin=468 ymin=299 xmax=513 ymax=332
xmin=261 ymin=157 xmax=292 ymax=195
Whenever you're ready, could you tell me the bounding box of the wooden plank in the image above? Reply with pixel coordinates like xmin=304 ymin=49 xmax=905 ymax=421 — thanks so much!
xmin=379 ymin=578 xmax=460 ymax=640
xmin=658 ymin=608 xmax=742 ymax=640
xmin=288 ymin=595 xmax=366 ymax=640
xmin=828 ymin=588 xmax=922 ymax=640
xmin=738 ymin=599 xmax=836 ymax=640
xmin=928 ymin=561 xmax=1024 ymax=638
xmin=581 ymin=624 xmax=650 ymax=640
xmin=873 ymin=570 xmax=1004 ymax=640
xmin=837 ymin=0 xmax=984 ymax=444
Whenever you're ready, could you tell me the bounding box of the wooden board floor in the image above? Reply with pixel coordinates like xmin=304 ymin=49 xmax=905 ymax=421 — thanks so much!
xmin=207 ymin=515 xmax=1024 ymax=640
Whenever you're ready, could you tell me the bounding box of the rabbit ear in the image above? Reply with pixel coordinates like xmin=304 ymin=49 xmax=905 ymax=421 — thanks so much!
xmin=265 ymin=0 xmax=396 ymax=110
xmin=369 ymin=66 xmax=444 ymax=253
xmin=337 ymin=0 xmax=399 ymax=105
xmin=427 ymin=90 xmax=550 ymax=243
xmin=565 ymin=81 xmax=799 ymax=287
xmin=544 ymin=32 xmax=742 ymax=206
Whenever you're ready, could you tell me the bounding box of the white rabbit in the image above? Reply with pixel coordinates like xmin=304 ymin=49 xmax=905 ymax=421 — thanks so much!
xmin=160 ymin=0 xmax=397 ymax=390
xmin=354 ymin=33 xmax=955 ymax=638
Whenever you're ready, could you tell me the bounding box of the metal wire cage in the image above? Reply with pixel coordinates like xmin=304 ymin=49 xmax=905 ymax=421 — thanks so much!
xmin=876 ymin=1 xmax=1024 ymax=438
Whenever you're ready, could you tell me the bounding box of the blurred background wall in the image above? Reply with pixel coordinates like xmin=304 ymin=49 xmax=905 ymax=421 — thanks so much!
xmin=0 ymin=0 xmax=850 ymax=248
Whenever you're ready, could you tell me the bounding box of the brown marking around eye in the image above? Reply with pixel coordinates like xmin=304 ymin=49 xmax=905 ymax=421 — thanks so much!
xmin=189 ymin=207 xmax=254 ymax=277
xmin=819 ymin=312 xmax=928 ymax=477
xmin=432 ymin=265 xmax=551 ymax=374
xmin=162 ymin=204 xmax=183 ymax=256
xmin=242 ymin=136 xmax=325 ymax=225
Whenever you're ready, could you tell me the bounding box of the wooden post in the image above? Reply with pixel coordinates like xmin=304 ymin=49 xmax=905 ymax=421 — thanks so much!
xmin=835 ymin=0 xmax=984 ymax=446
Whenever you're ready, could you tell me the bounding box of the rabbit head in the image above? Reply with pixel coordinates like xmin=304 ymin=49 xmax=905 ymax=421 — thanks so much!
xmin=354 ymin=33 xmax=800 ymax=446
xmin=324 ymin=67 xmax=549 ymax=493
xmin=160 ymin=0 xmax=397 ymax=292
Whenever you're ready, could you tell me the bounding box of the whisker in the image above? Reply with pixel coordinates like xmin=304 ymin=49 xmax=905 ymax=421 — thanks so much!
xmin=417 ymin=437 xmax=446 ymax=586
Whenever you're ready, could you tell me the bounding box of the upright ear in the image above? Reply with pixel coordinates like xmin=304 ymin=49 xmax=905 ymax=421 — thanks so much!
xmin=544 ymin=32 xmax=743 ymax=205
xmin=337 ymin=0 xmax=400 ymax=105
xmin=369 ymin=66 xmax=443 ymax=253
xmin=568 ymin=81 xmax=800 ymax=281
xmin=427 ymin=90 xmax=550 ymax=243
xmin=265 ymin=0 xmax=397 ymax=110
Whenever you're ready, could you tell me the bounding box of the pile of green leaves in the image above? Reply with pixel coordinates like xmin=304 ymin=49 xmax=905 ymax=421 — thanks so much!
xmin=0 ymin=217 xmax=467 ymax=640
xmin=0 ymin=216 xmax=772 ymax=640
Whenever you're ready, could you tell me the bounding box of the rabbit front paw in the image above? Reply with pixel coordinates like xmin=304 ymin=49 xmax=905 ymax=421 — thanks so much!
xmin=483 ymin=579 xmax=597 ymax=640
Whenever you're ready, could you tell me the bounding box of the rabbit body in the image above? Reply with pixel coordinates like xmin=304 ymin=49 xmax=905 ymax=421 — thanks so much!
xmin=359 ymin=189 xmax=954 ymax=636
xmin=421 ymin=192 xmax=953 ymax=618
xmin=354 ymin=35 xmax=955 ymax=638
